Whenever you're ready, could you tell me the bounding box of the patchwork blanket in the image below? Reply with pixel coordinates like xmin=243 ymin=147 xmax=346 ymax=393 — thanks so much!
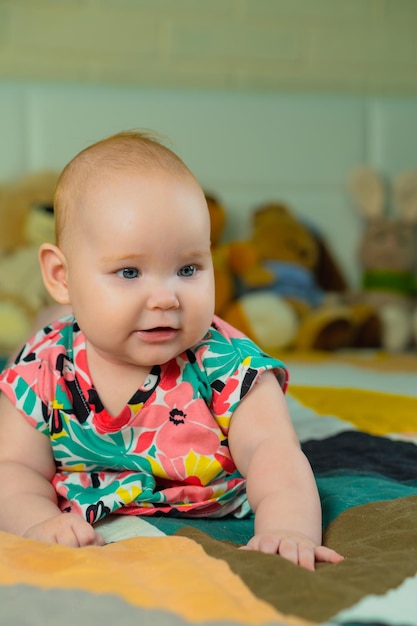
xmin=1 ymin=350 xmax=417 ymax=626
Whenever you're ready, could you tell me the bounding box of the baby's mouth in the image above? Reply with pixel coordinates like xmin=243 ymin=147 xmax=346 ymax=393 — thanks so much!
xmin=138 ymin=327 xmax=178 ymax=342
xmin=144 ymin=327 xmax=175 ymax=333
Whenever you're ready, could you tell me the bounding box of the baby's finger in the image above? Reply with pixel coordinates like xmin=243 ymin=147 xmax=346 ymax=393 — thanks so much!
xmin=297 ymin=544 xmax=316 ymax=571
xmin=240 ymin=535 xmax=279 ymax=554
xmin=257 ymin=535 xmax=281 ymax=554
xmin=277 ymin=538 xmax=299 ymax=566
xmin=71 ymin=521 xmax=104 ymax=547
xmin=315 ymin=545 xmax=344 ymax=564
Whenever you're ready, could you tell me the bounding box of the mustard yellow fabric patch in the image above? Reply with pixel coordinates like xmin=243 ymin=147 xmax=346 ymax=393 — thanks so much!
xmin=0 ymin=531 xmax=286 ymax=625
xmin=289 ymin=385 xmax=417 ymax=435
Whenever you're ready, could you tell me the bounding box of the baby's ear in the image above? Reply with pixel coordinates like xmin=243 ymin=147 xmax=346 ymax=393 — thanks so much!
xmin=38 ymin=243 xmax=71 ymax=305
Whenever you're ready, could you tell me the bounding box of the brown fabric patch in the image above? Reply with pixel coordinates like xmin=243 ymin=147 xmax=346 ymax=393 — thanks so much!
xmin=175 ymin=494 xmax=417 ymax=623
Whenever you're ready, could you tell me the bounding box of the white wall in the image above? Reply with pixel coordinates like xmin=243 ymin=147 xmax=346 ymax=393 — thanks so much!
xmin=2 ymin=80 xmax=417 ymax=287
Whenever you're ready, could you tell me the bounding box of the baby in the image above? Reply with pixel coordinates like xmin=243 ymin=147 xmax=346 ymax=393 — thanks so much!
xmin=0 ymin=131 xmax=342 ymax=570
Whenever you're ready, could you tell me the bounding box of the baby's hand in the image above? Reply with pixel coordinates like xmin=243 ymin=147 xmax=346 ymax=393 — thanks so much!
xmin=241 ymin=531 xmax=344 ymax=571
xmin=23 ymin=513 xmax=105 ymax=547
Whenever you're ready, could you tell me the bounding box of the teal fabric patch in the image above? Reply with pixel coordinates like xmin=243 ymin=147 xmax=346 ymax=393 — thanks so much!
xmin=145 ymin=472 xmax=417 ymax=544
xmin=317 ymin=473 xmax=417 ymax=527
xmin=143 ymin=514 xmax=254 ymax=545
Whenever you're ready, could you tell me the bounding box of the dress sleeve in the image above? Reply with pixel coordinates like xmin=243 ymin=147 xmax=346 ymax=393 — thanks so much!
xmin=0 ymin=357 xmax=50 ymax=432
xmin=195 ymin=316 xmax=289 ymax=427
xmin=0 ymin=323 xmax=67 ymax=433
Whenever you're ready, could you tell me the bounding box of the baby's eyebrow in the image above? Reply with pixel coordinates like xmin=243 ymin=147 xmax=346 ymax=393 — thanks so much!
xmin=101 ymin=253 xmax=142 ymax=264
xmin=101 ymin=249 xmax=211 ymax=265
xmin=182 ymin=250 xmax=211 ymax=259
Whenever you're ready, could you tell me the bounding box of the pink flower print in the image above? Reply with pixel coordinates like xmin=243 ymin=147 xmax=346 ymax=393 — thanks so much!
xmin=194 ymin=344 xmax=209 ymax=370
xmin=211 ymin=375 xmax=239 ymax=416
xmin=161 ymin=483 xmax=215 ymax=504
xmin=214 ymin=451 xmax=236 ymax=474
xmin=152 ymin=454 xmax=189 ymax=483
xmin=2 ymin=368 xmax=18 ymax=385
xmin=57 ymin=496 xmax=83 ymax=516
xmin=159 ymin=360 xmax=181 ymax=391
xmin=154 ymin=381 xmax=221 ymax=459
xmin=133 ymin=430 xmax=155 ymax=454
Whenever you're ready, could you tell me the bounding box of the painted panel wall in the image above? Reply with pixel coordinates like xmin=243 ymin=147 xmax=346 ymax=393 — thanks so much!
xmin=1 ymin=80 xmax=417 ymax=288
xmin=1 ymin=0 xmax=417 ymax=94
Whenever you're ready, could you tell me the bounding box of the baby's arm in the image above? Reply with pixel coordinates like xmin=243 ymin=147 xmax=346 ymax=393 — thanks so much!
xmin=228 ymin=371 xmax=343 ymax=570
xmin=0 ymin=392 xmax=104 ymax=547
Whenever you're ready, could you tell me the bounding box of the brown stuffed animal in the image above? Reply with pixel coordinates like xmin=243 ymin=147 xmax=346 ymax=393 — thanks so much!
xmin=349 ymin=166 xmax=417 ymax=351
xmin=205 ymin=192 xmax=235 ymax=317
xmin=205 ymin=195 xmax=299 ymax=351
xmin=221 ymin=202 xmax=380 ymax=352
xmin=0 ymin=171 xmax=59 ymax=354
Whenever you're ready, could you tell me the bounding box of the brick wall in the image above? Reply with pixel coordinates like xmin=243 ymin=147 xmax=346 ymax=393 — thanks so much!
xmin=0 ymin=0 xmax=416 ymax=93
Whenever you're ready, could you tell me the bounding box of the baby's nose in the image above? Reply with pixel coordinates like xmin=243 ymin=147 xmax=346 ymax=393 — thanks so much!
xmin=147 ymin=282 xmax=179 ymax=309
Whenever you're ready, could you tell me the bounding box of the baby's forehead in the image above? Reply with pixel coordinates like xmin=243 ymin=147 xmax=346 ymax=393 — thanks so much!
xmin=75 ymin=166 xmax=206 ymax=215
xmin=63 ymin=153 xmax=205 ymax=208
xmin=91 ymin=161 xmax=199 ymax=190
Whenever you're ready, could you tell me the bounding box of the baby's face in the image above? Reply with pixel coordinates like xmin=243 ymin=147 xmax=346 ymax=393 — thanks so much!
xmin=62 ymin=167 xmax=215 ymax=369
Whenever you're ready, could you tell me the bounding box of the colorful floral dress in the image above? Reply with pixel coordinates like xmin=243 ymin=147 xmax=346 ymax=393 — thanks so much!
xmin=0 ymin=315 xmax=288 ymax=524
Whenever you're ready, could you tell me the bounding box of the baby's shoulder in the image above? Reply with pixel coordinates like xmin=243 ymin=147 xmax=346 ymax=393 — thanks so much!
xmin=13 ymin=315 xmax=77 ymax=367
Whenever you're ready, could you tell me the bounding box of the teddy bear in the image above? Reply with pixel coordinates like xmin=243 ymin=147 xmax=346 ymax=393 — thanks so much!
xmin=348 ymin=166 xmax=417 ymax=351
xmin=0 ymin=171 xmax=60 ymax=354
xmin=217 ymin=201 xmax=381 ymax=353
xmin=204 ymin=194 xmax=298 ymax=351
xmin=205 ymin=192 xmax=235 ymax=317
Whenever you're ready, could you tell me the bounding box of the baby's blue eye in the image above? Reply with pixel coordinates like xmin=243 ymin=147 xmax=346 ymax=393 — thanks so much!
xmin=178 ymin=265 xmax=196 ymax=277
xmin=117 ymin=267 xmax=140 ymax=279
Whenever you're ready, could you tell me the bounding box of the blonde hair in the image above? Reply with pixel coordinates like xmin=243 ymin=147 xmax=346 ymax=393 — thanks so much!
xmin=54 ymin=130 xmax=193 ymax=247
